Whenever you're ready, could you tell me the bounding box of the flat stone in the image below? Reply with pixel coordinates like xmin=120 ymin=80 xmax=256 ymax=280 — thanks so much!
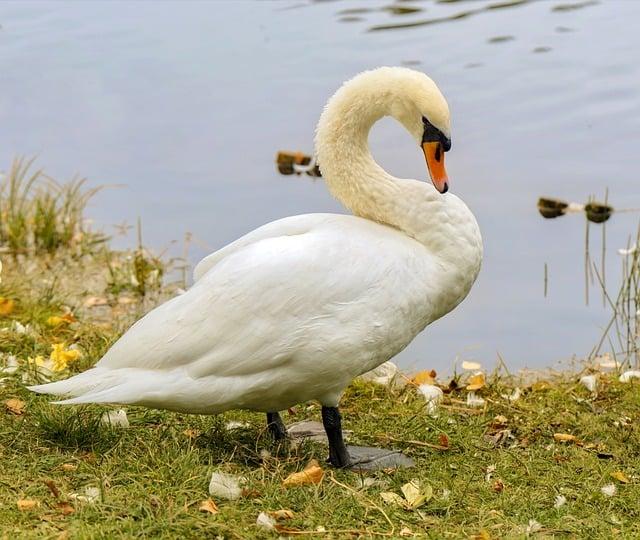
xmin=346 ymin=445 xmax=415 ymax=471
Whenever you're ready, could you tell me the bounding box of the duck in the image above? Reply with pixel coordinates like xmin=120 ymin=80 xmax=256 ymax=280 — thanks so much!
xmin=29 ymin=67 xmax=482 ymax=469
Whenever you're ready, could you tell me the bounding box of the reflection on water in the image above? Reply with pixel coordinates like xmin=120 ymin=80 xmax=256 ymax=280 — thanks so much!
xmin=0 ymin=0 xmax=638 ymax=374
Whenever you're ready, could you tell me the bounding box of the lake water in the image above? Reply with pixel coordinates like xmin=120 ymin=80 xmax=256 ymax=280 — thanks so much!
xmin=1 ymin=0 xmax=639 ymax=374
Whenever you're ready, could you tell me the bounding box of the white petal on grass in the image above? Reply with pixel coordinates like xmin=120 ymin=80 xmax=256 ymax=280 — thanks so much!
xmin=619 ymin=370 xmax=640 ymax=383
xmin=1 ymin=355 xmax=18 ymax=374
xmin=526 ymin=519 xmax=543 ymax=534
xmin=225 ymin=420 xmax=249 ymax=430
xmin=417 ymin=384 xmax=443 ymax=415
xmin=467 ymin=391 xmax=485 ymax=408
xmin=256 ymin=512 xmax=276 ymax=530
xmin=500 ymin=387 xmax=522 ymax=402
xmin=601 ymin=483 xmax=617 ymax=497
xmin=579 ymin=375 xmax=597 ymax=393
xmin=209 ymin=472 xmax=245 ymax=500
xmin=100 ymin=409 xmax=129 ymax=428
xmin=12 ymin=321 xmax=27 ymax=334
xmin=70 ymin=486 xmax=101 ymax=503
xmin=554 ymin=495 xmax=567 ymax=508
xmin=461 ymin=360 xmax=482 ymax=370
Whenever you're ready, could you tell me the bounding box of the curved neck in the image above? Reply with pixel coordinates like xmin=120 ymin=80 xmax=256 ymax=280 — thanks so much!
xmin=315 ymin=76 xmax=468 ymax=254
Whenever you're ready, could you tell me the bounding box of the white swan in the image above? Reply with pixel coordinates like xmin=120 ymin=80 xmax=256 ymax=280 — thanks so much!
xmin=30 ymin=67 xmax=482 ymax=468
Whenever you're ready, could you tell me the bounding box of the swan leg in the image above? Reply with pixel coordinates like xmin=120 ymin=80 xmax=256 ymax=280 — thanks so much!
xmin=266 ymin=411 xmax=288 ymax=440
xmin=321 ymin=406 xmax=353 ymax=468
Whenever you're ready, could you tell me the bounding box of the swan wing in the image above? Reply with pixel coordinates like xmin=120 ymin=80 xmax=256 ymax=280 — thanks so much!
xmin=96 ymin=214 xmax=429 ymax=380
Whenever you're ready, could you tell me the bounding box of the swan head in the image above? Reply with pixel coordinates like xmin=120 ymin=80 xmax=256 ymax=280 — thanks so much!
xmin=383 ymin=67 xmax=452 ymax=194
xmin=317 ymin=67 xmax=453 ymax=194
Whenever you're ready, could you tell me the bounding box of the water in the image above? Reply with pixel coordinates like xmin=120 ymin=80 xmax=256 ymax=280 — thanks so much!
xmin=1 ymin=0 xmax=639 ymax=374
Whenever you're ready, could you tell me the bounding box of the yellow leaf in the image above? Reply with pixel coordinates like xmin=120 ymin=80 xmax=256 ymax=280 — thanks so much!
xmin=282 ymin=459 xmax=324 ymax=487
xmin=554 ymin=433 xmax=577 ymax=443
xmin=380 ymin=491 xmax=405 ymax=506
xmin=531 ymin=380 xmax=552 ymax=391
xmin=46 ymin=313 xmax=76 ymax=327
xmin=466 ymin=372 xmax=486 ymax=391
xmin=17 ymin=499 xmax=38 ymax=510
xmin=0 ymin=297 xmax=15 ymax=316
xmin=61 ymin=463 xmax=77 ymax=472
xmin=50 ymin=343 xmax=82 ymax=371
xmin=411 ymin=369 xmax=436 ymax=385
xmin=610 ymin=471 xmax=630 ymax=484
xmin=270 ymin=509 xmax=295 ymax=521
xmin=400 ymin=481 xmax=432 ymax=509
xmin=4 ymin=398 xmax=25 ymax=415
xmin=199 ymin=499 xmax=219 ymax=514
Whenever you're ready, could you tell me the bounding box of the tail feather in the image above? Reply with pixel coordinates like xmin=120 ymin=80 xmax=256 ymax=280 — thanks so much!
xmin=27 ymin=368 xmax=123 ymax=399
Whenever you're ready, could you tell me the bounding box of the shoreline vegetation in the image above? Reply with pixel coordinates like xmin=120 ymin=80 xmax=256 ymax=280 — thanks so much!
xmin=1 ymin=159 xmax=640 ymax=537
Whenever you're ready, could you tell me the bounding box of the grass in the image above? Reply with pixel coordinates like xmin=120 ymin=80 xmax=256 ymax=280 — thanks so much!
xmin=1 ymin=161 xmax=640 ymax=538
xmin=2 ymin=254 xmax=640 ymax=539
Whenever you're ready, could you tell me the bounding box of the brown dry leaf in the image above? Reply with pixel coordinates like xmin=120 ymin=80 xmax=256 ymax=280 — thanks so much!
xmin=182 ymin=429 xmax=200 ymax=439
xmin=438 ymin=433 xmax=450 ymax=448
xmin=199 ymin=499 xmax=219 ymax=514
xmin=57 ymin=502 xmax=75 ymax=515
xmin=492 ymin=479 xmax=505 ymax=493
xmin=5 ymin=398 xmax=25 ymax=415
xmin=57 ymin=531 xmax=70 ymax=540
xmin=270 ymin=509 xmax=295 ymax=521
xmin=610 ymin=471 xmax=630 ymax=484
xmin=554 ymin=433 xmax=577 ymax=443
xmin=61 ymin=463 xmax=77 ymax=472
xmin=44 ymin=479 xmax=60 ymax=499
xmin=466 ymin=372 xmax=486 ymax=391
xmin=411 ymin=369 xmax=437 ymax=385
xmin=0 ymin=297 xmax=15 ymax=316
xmin=17 ymin=499 xmax=39 ymax=511
xmin=282 ymin=459 xmax=324 ymax=487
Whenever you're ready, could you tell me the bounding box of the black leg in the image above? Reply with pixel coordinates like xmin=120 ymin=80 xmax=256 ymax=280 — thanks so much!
xmin=266 ymin=411 xmax=288 ymax=441
xmin=321 ymin=406 xmax=353 ymax=468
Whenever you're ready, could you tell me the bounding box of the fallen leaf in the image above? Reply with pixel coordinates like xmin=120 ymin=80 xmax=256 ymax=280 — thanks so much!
xmin=17 ymin=499 xmax=39 ymax=510
xmin=610 ymin=471 xmax=630 ymax=484
xmin=46 ymin=313 xmax=76 ymax=327
xmin=283 ymin=459 xmax=324 ymax=487
xmin=438 ymin=433 xmax=450 ymax=448
xmin=492 ymin=479 xmax=505 ymax=493
xmin=526 ymin=519 xmax=543 ymax=534
xmin=399 ymin=527 xmax=413 ymax=537
xmin=470 ymin=530 xmax=491 ymax=540
xmin=44 ymin=479 xmax=60 ymax=499
xmin=579 ymin=374 xmax=597 ymax=393
xmin=61 ymin=463 xmax=77 ymax=472
xmin=401 ymin=480 xmax=432 ymax=509
xmin=270 ymin=509 xmax=295 ymax=521
xmin=411 ymin=369 xmax=436 ymax=385
xmin=50 ymin=343 xmax=82 ymax=371
xmin=183 ymin=429 xmax=200 ymax=439
xmin=69 ymin=486 xmax=100 ymax=503
xmin=57 ymin=502 xmax=75 ymax=515
xmin=0 ymin=297 xmax=15 ymax=316
xmin=209 ymin=471 xmax=245 ymax=500
xmin=462 ymin=360 xmax=482 ymax=370
xmin=381 ymin=491 xmax=406 ymax=506
xmin=554 ymin=433 xmax=577 ymax=443
xmin=4 ymin=398 xmax=25 ymax=415
xmin=417 ymin=384 xmax=443 ymax=415
xmin=466 ymin=372 xmax=485 ymax=391
xmin=531 ymin=380 xmax=552 ymax=391
xmin=199 ymin=499 xmax=219 ymax=514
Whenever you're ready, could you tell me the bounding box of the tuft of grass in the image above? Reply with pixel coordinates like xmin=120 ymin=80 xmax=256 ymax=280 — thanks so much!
xmin=0 ymin=157 xmax=107 ymax=255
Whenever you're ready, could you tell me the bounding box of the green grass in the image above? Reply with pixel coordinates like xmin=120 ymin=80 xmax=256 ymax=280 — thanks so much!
xmin=1 ymin=264 xmax=639 ymax=539
xmin=1 ymin=170 xmax=640 ymax=538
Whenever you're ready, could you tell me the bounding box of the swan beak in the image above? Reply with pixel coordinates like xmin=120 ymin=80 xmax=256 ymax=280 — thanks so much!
xmin=422 ymin=142 xmax=448 ymax=194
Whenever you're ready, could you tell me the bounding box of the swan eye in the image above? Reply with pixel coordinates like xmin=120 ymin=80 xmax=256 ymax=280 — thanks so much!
xmin=421 ymin=116 xmax=451 ymax=151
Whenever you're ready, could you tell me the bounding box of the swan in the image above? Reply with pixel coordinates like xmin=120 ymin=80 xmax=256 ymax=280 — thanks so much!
xmin=30 ymin=67 xmax=482 ymax=469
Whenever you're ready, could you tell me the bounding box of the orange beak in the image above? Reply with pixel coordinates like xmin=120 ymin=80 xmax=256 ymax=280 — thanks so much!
xmin=422 ymin=141 xmax=448 ymax=194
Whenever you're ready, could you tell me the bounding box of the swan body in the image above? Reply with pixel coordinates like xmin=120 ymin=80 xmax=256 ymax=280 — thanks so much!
xmin=30 ymin=68 xmax=482 ymax=454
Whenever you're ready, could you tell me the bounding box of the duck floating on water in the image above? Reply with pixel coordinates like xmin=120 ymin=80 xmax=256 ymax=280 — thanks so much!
xmin=30 ymin=67 xmax=482 ymax=469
